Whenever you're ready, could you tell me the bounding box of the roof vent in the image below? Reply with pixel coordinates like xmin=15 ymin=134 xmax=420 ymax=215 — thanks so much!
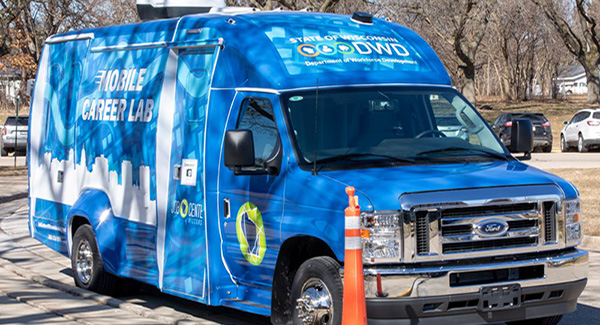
xmin=351 ymin=11 xmax=373 ymax=24
xmin=137 ymin=0 xmax=226 ymax=21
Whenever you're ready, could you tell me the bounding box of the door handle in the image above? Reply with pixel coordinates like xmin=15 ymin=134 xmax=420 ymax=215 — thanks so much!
xmin=173 ymin=165 xmax=182 ymax=180
xmin=224 ymin=198 xmax=230 ymax=219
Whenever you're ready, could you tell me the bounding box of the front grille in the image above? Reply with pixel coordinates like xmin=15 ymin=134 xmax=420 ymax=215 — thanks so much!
xmin=442 ymin=203 xmax=536 ymax=218
xmin=443 ymin=237 xmax=537 ymax=253
xmin=416 ymin=211 xmax=430 ymax=255
xmin=543 ymin=201 xmax=557 ymax=243
xmin=412 ymin=200 xmax=559 ymax=259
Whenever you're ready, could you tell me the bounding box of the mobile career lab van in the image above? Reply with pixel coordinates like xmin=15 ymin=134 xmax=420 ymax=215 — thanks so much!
xmin=28 ymin=1 xmax=588 ymax=324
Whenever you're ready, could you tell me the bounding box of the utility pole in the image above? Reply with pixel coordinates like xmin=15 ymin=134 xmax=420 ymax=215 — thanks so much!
xmin=14 ymin=96 xmax=19 ymax=168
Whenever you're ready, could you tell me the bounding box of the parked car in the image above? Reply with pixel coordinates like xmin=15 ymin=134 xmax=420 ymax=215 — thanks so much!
xmin=436 ymin=115 xmax=469 ymax=141
xmin=492 ymin=112 xmax=553 ymax=152
xmin=561 ymin=108 xmax=600 ymax=152
xmin=1 ymin=115 xmax=29 ymax=156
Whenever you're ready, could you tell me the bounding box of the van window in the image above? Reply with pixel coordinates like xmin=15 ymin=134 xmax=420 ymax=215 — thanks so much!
xmin=179 ymin=48 xmax=217 ymax=123
xmin=237 ymin=98 xmax=279 ymax=167
xmin=284 ymin=87 xmax=506 ymax=171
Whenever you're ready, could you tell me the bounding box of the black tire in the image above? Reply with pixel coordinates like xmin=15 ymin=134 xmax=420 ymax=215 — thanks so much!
xmin=507 ymin=314 xmax=563 ymax=325
xmin=543 ymin=144 xmax=552 ymax=153
xmin=291 ymin=257 xmax=343 ymax=325
xmin=0 ymin=143 xmax=7 ymax=156
xmin=71 ymin=225 xmax=119 ymax=295
xmin=578 ymin=134 xmax=588 ymax=152
xmin=560 ymin=135 xmax=569 ymax=152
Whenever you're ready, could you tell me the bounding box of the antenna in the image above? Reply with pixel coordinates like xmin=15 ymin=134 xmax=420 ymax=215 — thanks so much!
xmin=312 ymin=79 xmax=319 ymax=176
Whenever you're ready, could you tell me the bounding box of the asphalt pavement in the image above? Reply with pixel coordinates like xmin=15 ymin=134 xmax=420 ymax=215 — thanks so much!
xmin=527 ymin=152 xmax=600 ymax=169
xmin=0 ymin=156 xmax=26 ymax=167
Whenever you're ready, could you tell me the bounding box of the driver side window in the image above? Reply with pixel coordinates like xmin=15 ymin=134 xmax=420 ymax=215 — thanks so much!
xmin=237 ymin=98 xmax=279 ymax=168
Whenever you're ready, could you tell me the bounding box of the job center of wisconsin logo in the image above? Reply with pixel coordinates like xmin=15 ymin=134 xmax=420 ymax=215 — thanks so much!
xmin=236 ymin=203 xmax=267 ymax=266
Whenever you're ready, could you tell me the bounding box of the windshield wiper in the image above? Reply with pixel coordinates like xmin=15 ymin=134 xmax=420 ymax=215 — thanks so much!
xmin=417 ymin=147 xmax=510 ymax=161
xmin=315 ymin=153 xmax=415 ymax=165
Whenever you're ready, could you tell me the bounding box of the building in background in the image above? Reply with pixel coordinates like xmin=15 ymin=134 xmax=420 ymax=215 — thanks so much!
xmin=0 ymin=67 xmax=22 ymax=108
xmin=555 ymin=64 xmax=587 ymax=95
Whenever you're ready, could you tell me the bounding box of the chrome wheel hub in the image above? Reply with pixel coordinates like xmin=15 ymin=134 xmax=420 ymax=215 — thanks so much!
xmin=76 ymin=239 xmax=94 ymax=284
xmin=295 ymin=278 xmax=333 ymax=325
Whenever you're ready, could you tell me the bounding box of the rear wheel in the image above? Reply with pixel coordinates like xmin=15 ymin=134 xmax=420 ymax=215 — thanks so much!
xmin=507 ymin=314 xmax=563 ymax=325
xmin=543 ymin=144 xmax=552 ymax=153
xmin=560 ymin=136 xmax=569 ymax=152
xmin=578 ymin=134 xmax=588 ymax=152
xmin=0 ymin=143 xmax=7 ymax=156
xmin=291 ymin=257 xmax=342 ymax=325
xmin=71 ymin=225 xmax=119 ymax=295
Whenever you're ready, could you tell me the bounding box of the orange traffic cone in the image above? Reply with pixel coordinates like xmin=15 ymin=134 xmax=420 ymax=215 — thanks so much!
xmin=341 ymin=186 xmax=367 ymax=325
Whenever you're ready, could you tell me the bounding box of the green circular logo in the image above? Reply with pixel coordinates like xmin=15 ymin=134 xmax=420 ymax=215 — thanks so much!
xmin=236 ymin=202 xmax=266 ymax=266
xmin=180 ymin=199 xmax=189 ymax=218
xmin=335 ymin=42 xmax=355 ymax=54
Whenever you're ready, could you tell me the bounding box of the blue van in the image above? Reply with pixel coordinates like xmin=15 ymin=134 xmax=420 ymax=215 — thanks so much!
xmin=28 ymin=5 xmax=588 ymax=325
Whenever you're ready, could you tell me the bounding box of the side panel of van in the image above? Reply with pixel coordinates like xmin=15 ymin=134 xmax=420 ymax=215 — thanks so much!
xmin=29 ymin=36 xmax=174 ymax=286
xmin=29 ymin=39 xmax=90 ymax=256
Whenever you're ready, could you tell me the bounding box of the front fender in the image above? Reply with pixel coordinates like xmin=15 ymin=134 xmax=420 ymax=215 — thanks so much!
xmin=68 ymin=189 xmax=124 ymax=276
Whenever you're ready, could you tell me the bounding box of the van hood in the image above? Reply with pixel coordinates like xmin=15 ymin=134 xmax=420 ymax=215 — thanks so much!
xmin=319 ymin=161 xmax=578 ymax=211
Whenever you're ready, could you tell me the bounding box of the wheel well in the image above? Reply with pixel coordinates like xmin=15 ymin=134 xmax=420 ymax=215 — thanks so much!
xmin=270 ymin=236 xmax=338 ymax=325
xmin=70 ymin=215 xmax=90 ymax=238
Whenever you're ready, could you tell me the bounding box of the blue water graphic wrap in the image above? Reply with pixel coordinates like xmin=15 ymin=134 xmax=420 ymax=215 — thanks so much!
xmin=26 ymin=11 xmax=580 ymax=319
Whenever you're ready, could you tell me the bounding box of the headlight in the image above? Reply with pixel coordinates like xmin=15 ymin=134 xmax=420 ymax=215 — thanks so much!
xmin=564 ymin=198 xmax=582 ymax=246
xmin=361 ymin=211 xmax=401 ymax=264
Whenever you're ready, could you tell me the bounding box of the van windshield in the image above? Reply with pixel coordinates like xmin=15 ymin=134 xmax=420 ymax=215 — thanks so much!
xmin=283 ymin=87 xmax=509 ymax=170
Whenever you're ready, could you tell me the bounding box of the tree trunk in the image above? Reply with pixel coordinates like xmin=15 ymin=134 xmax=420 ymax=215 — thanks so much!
xmin=587 ymin=73 xmax=600 ymax=104
xmin=462 ymin=64 xmax=476 ymax=103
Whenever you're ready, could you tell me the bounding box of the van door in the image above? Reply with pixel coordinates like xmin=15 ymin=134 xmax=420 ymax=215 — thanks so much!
xmin=565 ymin=113 xmax=582 ymax=143
xmin=218 ymin=92 xmax=285 ymax=289
xmin=161 ymin=45 xmax=218 ymax=302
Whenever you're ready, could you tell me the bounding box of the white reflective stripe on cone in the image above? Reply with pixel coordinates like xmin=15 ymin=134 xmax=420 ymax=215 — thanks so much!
xmin=345 ymin=236 xmax=362 ymax=250
xmin=345 ymin=216 xmax=360 ymax=230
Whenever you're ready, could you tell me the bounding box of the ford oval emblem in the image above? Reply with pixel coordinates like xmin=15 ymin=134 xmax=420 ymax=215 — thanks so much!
xmin=475 ymin=219 xmax=509 ymax=237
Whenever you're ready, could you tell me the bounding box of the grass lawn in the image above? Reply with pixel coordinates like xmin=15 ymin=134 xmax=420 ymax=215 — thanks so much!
xmin=546 ymin=168 xmax=600 ymax=236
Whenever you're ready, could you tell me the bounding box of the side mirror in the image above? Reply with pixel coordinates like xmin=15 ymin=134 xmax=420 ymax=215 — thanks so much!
xmin=563 ymin=120 xmax=569 ymax=125
xmin=224 ymin=130 xmax=255 ymax=170
xmin=509 ymin=118 xmax=533 ymax=160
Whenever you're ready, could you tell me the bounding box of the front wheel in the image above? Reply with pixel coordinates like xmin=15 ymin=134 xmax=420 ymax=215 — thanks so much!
xmin=507 ymin=314 xmax=563 ymax=325
xmin=578 ymin=134 xmax=588 ymax=152
xmin=292 ymin=257 xmax=343 ymax=325
xmin=71 ymin=225 xmax=119 ymax=295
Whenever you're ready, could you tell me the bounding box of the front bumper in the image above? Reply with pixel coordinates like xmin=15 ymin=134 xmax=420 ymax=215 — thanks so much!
xmin=363 ymin=249 xmax=588 ymax=324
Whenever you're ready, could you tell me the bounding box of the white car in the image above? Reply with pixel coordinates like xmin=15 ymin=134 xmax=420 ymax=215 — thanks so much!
xmin=560 ymin=108 xmax=600 ymax=152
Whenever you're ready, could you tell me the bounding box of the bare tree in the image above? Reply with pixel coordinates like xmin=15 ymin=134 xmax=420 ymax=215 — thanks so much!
xmin=226 ymin=0 xmax=342 ymax=12
xmin=0 ymin=0 xmax=29 ymax=57
xmin=393 ymin=0 xmax=494 ymax=103
xmin=533 ymin=0 xmax=600 ymax=103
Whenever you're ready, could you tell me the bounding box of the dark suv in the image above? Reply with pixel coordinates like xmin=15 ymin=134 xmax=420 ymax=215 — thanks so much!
xmin=492 ymin=112 xmax=553 ymax=152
